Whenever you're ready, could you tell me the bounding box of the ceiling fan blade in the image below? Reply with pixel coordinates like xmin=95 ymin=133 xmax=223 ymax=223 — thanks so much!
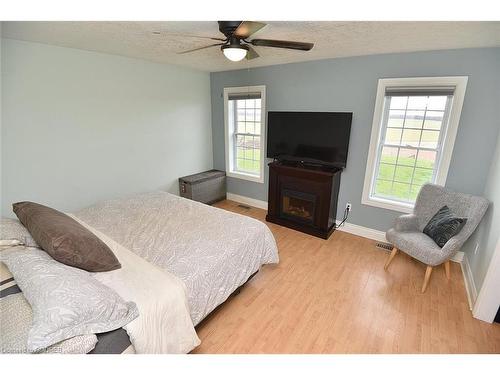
xmin=246 ymin=45 xmax=260 ymax=60
xmin=250 ymin=39 xmax=314 ymax=51
xmin=177 ymin=43 xmax=225 ymax=54
xmin=153 ymin=32 xmax=226 ymax=42
xmin=233 ymin=21 xmax=267 ymax=39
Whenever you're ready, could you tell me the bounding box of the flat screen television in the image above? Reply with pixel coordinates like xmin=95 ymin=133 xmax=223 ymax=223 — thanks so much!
xmin=267 ymin=111 xmax=352 ymax=168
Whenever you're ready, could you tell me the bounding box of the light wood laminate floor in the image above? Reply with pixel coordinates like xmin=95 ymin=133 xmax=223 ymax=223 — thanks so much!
xmin=192 ymin=200 xmax=500 ymax=354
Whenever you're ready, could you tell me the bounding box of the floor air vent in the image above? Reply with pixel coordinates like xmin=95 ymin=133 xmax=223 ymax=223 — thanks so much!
xmin=376 ymin=242 xmax=394 ymax=251
xmin=238 ymin=204 xmax=251 ymax=210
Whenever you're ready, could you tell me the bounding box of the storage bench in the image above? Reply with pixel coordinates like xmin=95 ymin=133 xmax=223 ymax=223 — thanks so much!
xmin=179 ymin=170 xmax=226 ymax=205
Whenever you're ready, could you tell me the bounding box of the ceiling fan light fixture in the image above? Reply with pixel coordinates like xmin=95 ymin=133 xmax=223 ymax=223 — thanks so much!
xmin=221 ymin=44 xmax=248 ymax=62
xmin=177 ymin=22 xmax=314 ymax=62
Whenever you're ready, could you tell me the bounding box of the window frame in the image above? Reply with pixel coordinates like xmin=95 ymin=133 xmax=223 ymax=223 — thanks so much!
xmin=223 ymin=85 xmax=266 ymax=184
xmin=362 ymin=76 xmax=468 ymax=213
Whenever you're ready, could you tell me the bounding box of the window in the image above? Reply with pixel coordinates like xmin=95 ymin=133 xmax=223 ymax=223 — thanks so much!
xmin=224 ymin=86 xmax=266 ymax=183
xmin=362 ymin=77 xmax=468 ymax=213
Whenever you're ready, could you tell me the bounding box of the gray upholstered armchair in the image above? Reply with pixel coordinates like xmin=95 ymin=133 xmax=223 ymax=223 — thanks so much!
xmin=384 ymin=184 xmax=489 ymax=293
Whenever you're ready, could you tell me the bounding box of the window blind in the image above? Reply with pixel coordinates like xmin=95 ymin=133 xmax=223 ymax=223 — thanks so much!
xmin=385 ymin=86 xmax=455 ymax=97
xmin=228 ymin=92 xmax=261 ymax=100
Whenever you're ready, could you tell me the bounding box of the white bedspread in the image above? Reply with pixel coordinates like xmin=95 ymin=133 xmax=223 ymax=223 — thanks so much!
xmin=68 ymin=214 xmax=200 ymax=354
xmin=75 ymin=191 xmax=279 ymax=325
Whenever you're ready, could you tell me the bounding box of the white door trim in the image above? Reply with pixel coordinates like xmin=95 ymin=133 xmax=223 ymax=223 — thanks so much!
xmin=473 ymin=238 xmax=500 ymax=323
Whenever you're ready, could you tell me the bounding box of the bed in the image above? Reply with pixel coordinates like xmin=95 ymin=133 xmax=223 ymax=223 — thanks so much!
xmin=1 ymin=191 xmax=279 ymax=354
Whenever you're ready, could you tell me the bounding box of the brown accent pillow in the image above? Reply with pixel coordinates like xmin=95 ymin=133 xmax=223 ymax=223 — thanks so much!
xmin=12 ymin=202 xmax=121 ymax=272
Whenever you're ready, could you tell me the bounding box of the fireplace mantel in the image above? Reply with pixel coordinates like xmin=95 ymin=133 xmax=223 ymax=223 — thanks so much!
xmin=265 ymin=161 xmax=342 ymax=239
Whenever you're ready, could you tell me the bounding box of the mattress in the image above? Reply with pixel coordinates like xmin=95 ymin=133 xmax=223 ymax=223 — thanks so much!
xmin=75 ymin=191 xmax=279 ymax=325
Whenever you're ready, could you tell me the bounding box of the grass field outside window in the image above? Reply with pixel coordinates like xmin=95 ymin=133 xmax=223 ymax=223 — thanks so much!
xmin=234 ymin=98 xmax=262 ymax=176
xmin=372 ymin=94 xmax=449 ymax=203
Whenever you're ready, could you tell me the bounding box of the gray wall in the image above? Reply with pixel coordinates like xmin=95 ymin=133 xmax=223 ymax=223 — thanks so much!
xmin=462 ymin=132 xmax=500 ymax=292
xmin=0 ymin=26 xmax=3 ymax=215
xmin=1 ymin=39 xmax=213 ymax=216
xmin=210 ymin=48 xmax=500 ymax=231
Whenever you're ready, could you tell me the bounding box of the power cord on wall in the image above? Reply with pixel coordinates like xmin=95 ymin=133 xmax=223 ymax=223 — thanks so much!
xmin=334 ymin=205 xmax=351 ymax=229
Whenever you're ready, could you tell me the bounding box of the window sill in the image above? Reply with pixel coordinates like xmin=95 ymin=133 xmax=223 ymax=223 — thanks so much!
xmin=226 ymin=170 xmax=264 ymax=184
xmin=361 ymin=195 xmax=414 ymax=214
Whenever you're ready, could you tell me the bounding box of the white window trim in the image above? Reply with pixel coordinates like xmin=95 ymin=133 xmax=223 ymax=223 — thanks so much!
xmin=223 ymin=85 xmax=266 ymax=184
xmin=362 ymin=76 xmax=468 ymax=213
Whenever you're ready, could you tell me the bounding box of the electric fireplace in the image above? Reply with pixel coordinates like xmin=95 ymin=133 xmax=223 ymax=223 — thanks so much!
xmin=266 ymin=161 xmax=341 ymax=239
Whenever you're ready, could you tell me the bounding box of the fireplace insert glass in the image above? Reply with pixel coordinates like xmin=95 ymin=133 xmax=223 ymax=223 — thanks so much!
xmin=281 ymin=189 xmax=316 ymax=222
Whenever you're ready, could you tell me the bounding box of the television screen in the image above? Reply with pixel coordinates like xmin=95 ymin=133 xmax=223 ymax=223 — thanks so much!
xmin=266 ymin=111 xmax=352 ymax=168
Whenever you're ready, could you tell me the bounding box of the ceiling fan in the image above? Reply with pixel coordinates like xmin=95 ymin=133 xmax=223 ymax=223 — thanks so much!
xmin=174 ymin=21 xmax=314 ymax=62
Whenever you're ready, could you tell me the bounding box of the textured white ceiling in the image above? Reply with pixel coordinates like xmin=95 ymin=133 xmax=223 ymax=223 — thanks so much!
xmin=2 ymin=21 xmax=500 ymax=72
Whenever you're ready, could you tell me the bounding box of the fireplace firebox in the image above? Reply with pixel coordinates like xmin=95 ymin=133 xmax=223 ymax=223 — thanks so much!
xmin=266 ymin=161 xmax=342 ymax=239
xmin=281 ymin=189 xmax=316 ymax=223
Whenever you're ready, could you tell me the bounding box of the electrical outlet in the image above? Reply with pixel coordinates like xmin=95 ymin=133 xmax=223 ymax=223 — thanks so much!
xmin=474 ymin=243 xmax=480 ymax=255
xmin=346 ymin=202 xmax=352 ymax=212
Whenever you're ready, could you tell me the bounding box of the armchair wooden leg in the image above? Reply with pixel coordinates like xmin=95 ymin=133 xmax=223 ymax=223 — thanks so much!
xmin=421 ymin=266 xmax=433 ymax=293
xmin=444 ymin=260 xmax=450 ymax=280
xmin=384 ymin=247 xmax=399 ymax=270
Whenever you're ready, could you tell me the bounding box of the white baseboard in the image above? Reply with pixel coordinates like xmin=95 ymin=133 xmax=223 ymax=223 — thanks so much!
xmin=226 ymin=193 xmax=268 ymax=210
xmin=461 ymin=254 xmax=477 ymax=310
xmin=226 ymin=193 xmax=464 ymax=264
xmin=451 ymin=251 xmax=464 ymax=263
xmin=333 ymin=219 xmax=463 ymax=262
xmin=335 ymin=220 xmax=386 ymax=242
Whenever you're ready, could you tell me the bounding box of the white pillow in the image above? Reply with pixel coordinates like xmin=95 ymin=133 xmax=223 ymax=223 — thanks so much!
xmin=1 ymin=218 xmax=39 ymax=247
xmin=0 ymin=293 xmax=98 ymax=354
xmin=0 ymin=248 xmax=138 ymax=352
